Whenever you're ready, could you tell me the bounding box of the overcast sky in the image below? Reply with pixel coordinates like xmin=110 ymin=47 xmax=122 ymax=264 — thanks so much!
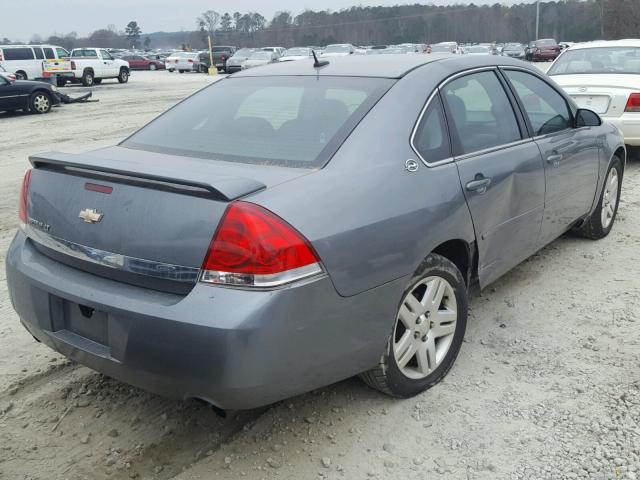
xmin=5 ymin=0 xmax=534 ymax=41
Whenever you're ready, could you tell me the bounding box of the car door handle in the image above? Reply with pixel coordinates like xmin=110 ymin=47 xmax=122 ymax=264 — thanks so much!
xmin=547 ymin=154 xmax=563 ymax=166
xmin=466 ymin=176 xmax=492 ymax=193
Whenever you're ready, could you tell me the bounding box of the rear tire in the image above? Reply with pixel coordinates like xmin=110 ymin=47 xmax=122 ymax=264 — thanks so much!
xmin=178 ymin=69 xmax=185 ymax=74
xmin=117 ymin=69 xmax=129 ymax=83
xmin=81 ymin=70 xmax=94 ymax=87
xmin=574 ymin=156 xmax=623 ymax=239
xmin=15 ymin=71 xmax=27 ymax=80
xmin=29 ymin=91 xmax=52 ymax=114
xmin=360 ymin=253 xmax=468 ymax=398
xmin=149 ymin=63 xmax=157 ymax=71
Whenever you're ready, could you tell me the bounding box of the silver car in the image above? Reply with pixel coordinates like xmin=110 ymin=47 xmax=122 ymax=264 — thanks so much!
xmin=7 ymin=55 xmax=625 ymax=409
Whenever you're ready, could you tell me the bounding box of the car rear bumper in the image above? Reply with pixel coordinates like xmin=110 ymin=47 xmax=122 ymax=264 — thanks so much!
xmin=603 ymin=116 xmax=640 ymax=146
xmin=6 ymin=231 xmax=403 ymax=409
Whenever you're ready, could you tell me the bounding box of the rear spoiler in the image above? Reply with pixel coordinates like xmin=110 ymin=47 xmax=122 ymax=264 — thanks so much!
xmin=30 ymin=152 xmax=266 ymax=201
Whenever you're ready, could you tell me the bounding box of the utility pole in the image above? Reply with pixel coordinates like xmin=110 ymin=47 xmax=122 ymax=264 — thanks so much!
xmin=535 ymin=0 xmax=540 ymax=40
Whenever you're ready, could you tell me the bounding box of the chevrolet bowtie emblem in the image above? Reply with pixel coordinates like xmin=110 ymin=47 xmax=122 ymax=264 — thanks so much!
xmin=79 ymin=208 xmax=103 ymax=224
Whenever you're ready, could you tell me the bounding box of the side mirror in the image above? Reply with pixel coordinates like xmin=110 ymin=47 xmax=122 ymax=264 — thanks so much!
xmin=575 ymin=108 xmax=602 ymax=127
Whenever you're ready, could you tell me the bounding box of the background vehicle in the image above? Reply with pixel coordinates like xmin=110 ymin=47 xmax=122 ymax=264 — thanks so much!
xmin=0 ymin=75 xmax=59 ymax=114
xmin=527 ymin=38 xmax=561 ymax=61
xmin=261 ymin=47 xmax=286 ymax=58
xmin=279 ymin=47 xmax=313 ymax=62
xmin=321 ymin=44 xmax=356 ymax=57
xmin=6 ymin=55 xmax=624 ymax=410
xmin=502 ymin=43 xmax=526 ymax=59
xmin=465 ymin=45 xmax=493 ymax=56
xmin=548 ymin=39 xmax=640 ymax=147
xmin=225 ymin=48 xmax=255 ymax=73
xmin=165 ymin=52 xmax=200 ymax=73
xmin=196 ymin=46 xmax=236 ymax=72
xmin=70 ymin=48 xmax=130 ymax=86
xmin=0 ymin=44 xmax=69 ymax=80
xmin=242 ymin=50 xmax=278 ymax=69
xmin=121 ymin=55 xmax=165 ymax=71
xmin=431 ymin=42 xmax=459 ymax=54
xmin=0 ymin=65 xmax=17 ymax=81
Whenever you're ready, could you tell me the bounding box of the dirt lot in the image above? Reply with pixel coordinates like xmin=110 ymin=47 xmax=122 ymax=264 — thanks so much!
xmin=0 ymin=70 xmax=638 ymax=480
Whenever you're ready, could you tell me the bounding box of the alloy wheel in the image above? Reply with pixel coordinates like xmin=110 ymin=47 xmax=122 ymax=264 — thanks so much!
xmin=601 ymin=167 xmax=619 ymax=229
xmin=33 ymin=94 xmax=50 ymax=113
xmin=393 ymin=276 xmax=458 ymax=380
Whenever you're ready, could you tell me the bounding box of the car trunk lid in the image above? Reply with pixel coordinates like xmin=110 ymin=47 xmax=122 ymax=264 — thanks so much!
xmin=25 ymin=146 xmax=310 ymax=294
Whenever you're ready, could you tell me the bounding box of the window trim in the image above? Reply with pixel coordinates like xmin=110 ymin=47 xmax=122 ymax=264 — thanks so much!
xmin=438 ymin=67 xmax=526 ymax=158
xmin=498 ymin=65 xmax=576 ymax=140
xmin=409 ymin=89 xmax=454 ymax=167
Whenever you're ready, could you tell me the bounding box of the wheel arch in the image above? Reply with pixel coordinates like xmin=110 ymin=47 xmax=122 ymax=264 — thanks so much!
xmin=429 ymin=239 xmax=477 ymax=289
xmin=15 ymin=70 xmax=27 ymax=79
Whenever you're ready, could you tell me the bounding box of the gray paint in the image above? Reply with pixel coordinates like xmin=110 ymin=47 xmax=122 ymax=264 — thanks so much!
xmin=6 ymin=55 xmax=625 ymax=409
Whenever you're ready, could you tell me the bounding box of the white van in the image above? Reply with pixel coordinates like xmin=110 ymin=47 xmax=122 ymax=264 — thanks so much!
xmin=0 ymin=45 xmax=70 ymax=80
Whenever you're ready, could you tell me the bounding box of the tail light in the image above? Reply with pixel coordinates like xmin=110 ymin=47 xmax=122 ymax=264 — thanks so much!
xmin=0 ymin=52 xmax=3 ymax=61
xmin=625 ymin=93 xmax=640 ymax=112
xmin=200 ymin=202 xmax=323 ymax=288
xmin=18 ymin=169 xmax=32 ymax=228
xmin=188 ymin=58 xmax=193 ymax=63
xmin=71 ymin=61 xmax=76 ymax=69
xmin=221 ymin=54 xmax=227 ymax=61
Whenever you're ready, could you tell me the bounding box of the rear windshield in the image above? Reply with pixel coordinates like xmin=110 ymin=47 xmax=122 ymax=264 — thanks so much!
xmin=123 ymin=76 xmax=393 ymax=168
xmin=548 ymin=47 xmax=640 ymax=75
xmin=71 ymin=49 xmax=98 ymax=57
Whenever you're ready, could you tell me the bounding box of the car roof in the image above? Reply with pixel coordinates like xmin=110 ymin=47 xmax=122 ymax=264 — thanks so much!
xmin=568 ymin=39 xmax=640 ymax=50
xmin=232 ymin=54 xmax=531 ymax=79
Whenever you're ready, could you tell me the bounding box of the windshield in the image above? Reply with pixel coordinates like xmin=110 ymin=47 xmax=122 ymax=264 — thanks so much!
xmin=548 ymin=47 xmax=640 ymax=75
xmin=536 ymin=39 xmax=557 ymax=46
xmin=233 ymin=49 xmax=254 ymax=57
xmin=249 ymin=52 xmax=271 ymax=60
xmin=324 ymin=45 xmax=351 ymax=53
xmin=123 ymin=76 xmax=393 ymax=168
xmin=284 ymin=48 xmax=310 ymax=57
xmin=504 ymin=44 xmax=522 ymax=50
xmin=212 ymin=47 xmax=232 ymax=52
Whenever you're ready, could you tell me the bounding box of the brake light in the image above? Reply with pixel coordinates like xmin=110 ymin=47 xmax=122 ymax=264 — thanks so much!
xmin=200 ymin=202 xmax=322 ymax=287
xmin=221 ymin=54 xmax=227 ymax=61
xmin=18 ymin=169 xmax=32 ymax=227
xmin=71 ymin=61 xmax=76 ymax=69
xmin=0 ymin=52 xmax=3 ymax=61
xmin=625 ymin=93 xmax=640 ymax=112
xmin=188 ymin=59 xmax=193 ymax=63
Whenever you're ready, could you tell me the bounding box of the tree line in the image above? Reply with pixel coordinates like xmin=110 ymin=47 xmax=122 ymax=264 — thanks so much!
xmin=7 ymin=0 xmax=640 ymax=51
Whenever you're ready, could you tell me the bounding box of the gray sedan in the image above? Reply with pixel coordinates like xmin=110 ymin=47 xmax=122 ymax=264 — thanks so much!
xmin=7 ymin=55 xmax=625 ymax=409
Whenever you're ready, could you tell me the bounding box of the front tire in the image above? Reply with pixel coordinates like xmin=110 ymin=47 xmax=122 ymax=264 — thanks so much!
xmin=29 ymin=91 xmax=52 ymax=114
xmin=118 ymin=69 xmax=129 ymax=83
xmin=574 ymin=156 xmax=623 ymax=239
xmin=360 ymin=254 xmax=468 ymax=398
xmin=149 ymin=63 xmax=157 ymax=71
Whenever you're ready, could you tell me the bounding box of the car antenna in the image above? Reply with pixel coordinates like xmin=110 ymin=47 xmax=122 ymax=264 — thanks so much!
xmin=312 ymin=50 xmax=329 ymax=68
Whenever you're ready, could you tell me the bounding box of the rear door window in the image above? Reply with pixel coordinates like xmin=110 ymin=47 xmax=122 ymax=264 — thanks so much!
xmin=43 ymin=48 xmax=55 ymax=59
xmin=123 ymin=76 xmax=394 ymax=168
xmin=442 ymin=70 xmax=521 ymax=155
xmin=504 ymin=70 xmax=572 ymax=136
xmin=3 ymin=48 xmax=35 ymax=60
xmin=34 ymin=48 xmax=44 ymax=59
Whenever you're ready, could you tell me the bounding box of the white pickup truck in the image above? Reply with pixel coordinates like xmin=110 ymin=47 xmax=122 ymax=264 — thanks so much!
xmin=69 ymin=48 xmax=130 ymax=86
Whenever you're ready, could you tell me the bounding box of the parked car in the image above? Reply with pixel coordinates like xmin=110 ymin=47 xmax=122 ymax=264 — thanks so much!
xmin=502 ymin=43 xmax=526 ymax=59
xmin=69 ymin=48 xmax=130 ymax=86
xmin=0 ymin=44 xmax=70 ymax=80
xmin=279 ymin=47 xmax=313 ymax=62
xmin=0 ymin=75 xmax=59 ymax=114
xmin=431 ymin=42 xmax=459 ymax=54
xmin=0 ymin=65 xmax=16 ymax=81
xmin=196 ymin=46 xmax=237 ymax=72
xmin=548 ymin=39 xmax=640 ymax=147
xmin=225 ymin=48 xmax=255 ymax=73
xmin=527 ymin=39 xmax=561 ymax=62
xmin=121 ymin=55 xmax=165 ymax=71
xmin=465 ymin=45 xmax=493 ymax=56
xmin=165 ymin=52 xmax=200 ymax=73
xmin=6 ymin=55 xmax=624 ymax=410
xmin=261 ymin=47 xmax=286 ymax=58
xmin=242 ymin=50 xmax=278 ymax=70
xmin=321 ymin=44 xmax=356 ymax=57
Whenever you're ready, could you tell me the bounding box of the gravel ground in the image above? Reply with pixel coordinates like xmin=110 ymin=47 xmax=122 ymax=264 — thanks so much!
xmin=0 ymin=69 xmax=638 ymax=480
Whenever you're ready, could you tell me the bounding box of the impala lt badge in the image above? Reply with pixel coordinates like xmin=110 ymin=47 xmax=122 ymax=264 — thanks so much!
xmin=79 ymin=208 xmax=103 ymax=224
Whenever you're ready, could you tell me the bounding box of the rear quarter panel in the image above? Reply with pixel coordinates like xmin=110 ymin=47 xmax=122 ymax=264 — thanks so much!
xmin=251 ymin=63 xmax=476 ymax=297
